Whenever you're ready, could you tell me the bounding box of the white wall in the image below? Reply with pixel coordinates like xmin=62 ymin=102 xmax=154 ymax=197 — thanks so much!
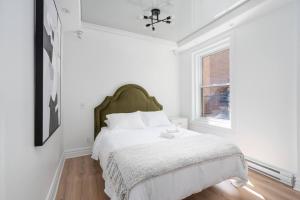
xmin=0 ymin=0 xmax=6 ymax=191
xmin=297 ymin=0 xmax=300 ymax=183
xmin=179 ymin=2 xmax=299 ymax=173
xmin=0 ymin=89 xmax=5 ymax=200
xmin=0 ymin=1 xmax=64 ymax=199
xmin=62 ymin=28 xmax=179 ymax=151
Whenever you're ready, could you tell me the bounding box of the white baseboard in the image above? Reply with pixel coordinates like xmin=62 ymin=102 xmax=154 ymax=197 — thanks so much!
xmin=294 ymin=176 xmax=300 ymax=192
xmin=64 ymin=146 xmax=92 ymax=159
xmin=45 ymin=154 xmax=65 ymax=200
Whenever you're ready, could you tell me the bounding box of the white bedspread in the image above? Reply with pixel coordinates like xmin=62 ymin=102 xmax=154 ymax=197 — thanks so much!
xmin=92 ymin=126 xmax=248 ymax=200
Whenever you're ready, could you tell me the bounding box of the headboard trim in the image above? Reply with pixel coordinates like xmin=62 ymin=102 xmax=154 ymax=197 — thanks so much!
xmin=94 ymin=84 xmax=162 ymax=138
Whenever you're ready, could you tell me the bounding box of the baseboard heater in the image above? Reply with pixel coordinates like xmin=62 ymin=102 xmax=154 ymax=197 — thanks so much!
xmin=246 ymin=157 xmax=295 ymax=187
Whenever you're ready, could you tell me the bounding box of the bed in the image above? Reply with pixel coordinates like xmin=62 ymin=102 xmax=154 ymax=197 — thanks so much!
xmin=92 ymin=84 xmax=248 ymax=200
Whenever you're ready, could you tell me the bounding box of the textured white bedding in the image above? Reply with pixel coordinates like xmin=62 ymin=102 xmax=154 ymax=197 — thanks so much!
xmin=92 ymin=126 xmax=248 ymax=200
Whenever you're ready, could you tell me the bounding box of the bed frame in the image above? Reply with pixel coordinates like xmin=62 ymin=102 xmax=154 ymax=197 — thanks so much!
xmin=94 ymin=84 xmax=162 ymax=138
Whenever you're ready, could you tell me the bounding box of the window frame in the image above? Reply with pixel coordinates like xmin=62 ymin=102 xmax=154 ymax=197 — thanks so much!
xmin=192 ymin=38 xmax=231 ymax=129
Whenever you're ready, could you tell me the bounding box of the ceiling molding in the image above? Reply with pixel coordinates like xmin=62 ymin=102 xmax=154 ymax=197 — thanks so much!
xmin=81 ymin=22 xmax=178 ymax=48
xmin=178 ymin=0 xmax=264 ymax=47
xmin=180 ymin=0 xmax=251 ymax=43
xmin=177 ymin=0 xmax=295 ymax=51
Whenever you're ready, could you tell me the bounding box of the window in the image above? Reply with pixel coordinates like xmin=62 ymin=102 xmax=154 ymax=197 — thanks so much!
xmin=195 ymin=47 xmax=230 ymax=123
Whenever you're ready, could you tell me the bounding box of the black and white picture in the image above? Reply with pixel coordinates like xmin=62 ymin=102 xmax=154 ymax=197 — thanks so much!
xmin=35 ymin=0 xmax=61 ymax=146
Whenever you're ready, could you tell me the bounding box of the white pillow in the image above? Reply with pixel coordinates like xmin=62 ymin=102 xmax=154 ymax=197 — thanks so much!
xmin=139 ymin=111 xmax=171 ymax=127
xmin=106 ymin=112 xmax=145 ymax=130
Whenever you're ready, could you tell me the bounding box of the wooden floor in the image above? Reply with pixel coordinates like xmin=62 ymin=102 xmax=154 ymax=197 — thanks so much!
xmin=56 ymin=155 xmax=300 ymax=200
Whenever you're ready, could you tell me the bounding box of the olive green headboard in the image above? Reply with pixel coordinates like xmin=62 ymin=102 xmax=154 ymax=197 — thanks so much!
xmin=94 ymin=84 xmax=162 ymax=138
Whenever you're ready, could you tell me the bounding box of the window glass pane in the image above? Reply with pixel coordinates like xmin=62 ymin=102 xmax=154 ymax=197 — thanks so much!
xmin=201 ymin=86 xmax=230 ymax=120
xmin=202 ymin=49 xmax=230 ymax=86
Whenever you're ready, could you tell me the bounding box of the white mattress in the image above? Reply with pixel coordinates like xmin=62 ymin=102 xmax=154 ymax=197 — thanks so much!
xmin=92 ymin=126 xmax=248 ymax=200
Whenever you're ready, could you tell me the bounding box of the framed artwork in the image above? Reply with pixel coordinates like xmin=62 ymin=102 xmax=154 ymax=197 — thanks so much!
xmin=35 ymin=0 xmax=62 ymax=146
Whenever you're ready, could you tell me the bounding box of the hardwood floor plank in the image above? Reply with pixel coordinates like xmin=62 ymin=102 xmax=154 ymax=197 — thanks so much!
xmin=56 ymin=155 xmax=300 ymax=200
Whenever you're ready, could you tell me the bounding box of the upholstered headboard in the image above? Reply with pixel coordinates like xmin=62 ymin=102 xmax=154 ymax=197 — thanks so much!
xmin=94 ymin=84 xmax=162 ymax=138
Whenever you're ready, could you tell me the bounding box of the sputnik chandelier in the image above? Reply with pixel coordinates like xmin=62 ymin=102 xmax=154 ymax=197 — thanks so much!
xmin=143 ymin=8 xmax=172 ymax=31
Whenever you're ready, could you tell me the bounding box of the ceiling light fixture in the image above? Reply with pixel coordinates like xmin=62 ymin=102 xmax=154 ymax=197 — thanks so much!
xmin=143 ymin=8 xmax=172 ymax=31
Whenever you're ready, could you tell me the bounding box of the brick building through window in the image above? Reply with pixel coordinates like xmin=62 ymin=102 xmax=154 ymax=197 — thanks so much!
xmin=201 ymin=49 xmax=230 ymax=120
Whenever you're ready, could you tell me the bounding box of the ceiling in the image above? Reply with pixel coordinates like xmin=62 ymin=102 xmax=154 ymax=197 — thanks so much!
xmin=80 ymin=0 xmax=244 ymax=42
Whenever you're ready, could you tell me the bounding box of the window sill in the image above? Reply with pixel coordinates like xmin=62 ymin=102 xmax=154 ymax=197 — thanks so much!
xmin=191 ymin=118 xmax=232 ymax=129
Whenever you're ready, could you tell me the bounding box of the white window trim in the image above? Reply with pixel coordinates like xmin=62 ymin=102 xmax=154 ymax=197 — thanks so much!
xmin=191 ymin=37 xmax=232 ymax=129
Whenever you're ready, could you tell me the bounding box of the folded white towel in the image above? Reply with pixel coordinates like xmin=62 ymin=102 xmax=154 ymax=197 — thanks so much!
xmin=160 ymin=132 xmax=175 ymax=139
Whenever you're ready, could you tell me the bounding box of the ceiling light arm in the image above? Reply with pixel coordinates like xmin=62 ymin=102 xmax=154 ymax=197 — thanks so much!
xmin=151 ymin=17 xmax=155 ymax=31
xmin=153 ymin=16 xmax=171 ymax=24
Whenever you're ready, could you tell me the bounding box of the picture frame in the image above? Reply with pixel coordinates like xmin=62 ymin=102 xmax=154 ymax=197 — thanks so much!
xmin=34 ymin=0 xmax=62 ymax=146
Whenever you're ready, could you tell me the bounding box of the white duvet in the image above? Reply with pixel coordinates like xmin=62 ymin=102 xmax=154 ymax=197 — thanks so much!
xmin=92 ymin=126 xmax=248 ymax=200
